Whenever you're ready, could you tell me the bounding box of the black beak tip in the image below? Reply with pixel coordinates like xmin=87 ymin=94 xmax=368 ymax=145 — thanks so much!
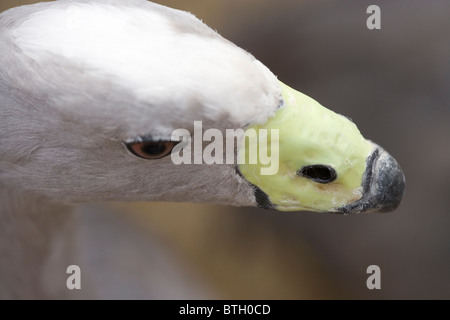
xmin=373 ymin=150 xmax=405 ymax=212
xmin=338 ymin=146 xmax=405 ymax=214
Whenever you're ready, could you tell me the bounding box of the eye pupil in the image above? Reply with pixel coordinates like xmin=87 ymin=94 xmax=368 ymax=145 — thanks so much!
xmin=297 ymin=165 xmax=337 ymax=184
xmin=141 ymin=142 xmax=167 ymax=155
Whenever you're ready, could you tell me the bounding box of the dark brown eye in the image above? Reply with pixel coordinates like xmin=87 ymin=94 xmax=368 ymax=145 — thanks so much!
xmin=126 ymin=141 xmax=177 ymax=160
xmin=297 ymin=165 xmax=337 ymax=184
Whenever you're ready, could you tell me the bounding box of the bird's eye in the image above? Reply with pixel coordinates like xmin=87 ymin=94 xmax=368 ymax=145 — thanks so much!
xmin=297 ymin=165 xmax=337 ymax=184
xmin=126 ymin=141 xmax=178 ymax=160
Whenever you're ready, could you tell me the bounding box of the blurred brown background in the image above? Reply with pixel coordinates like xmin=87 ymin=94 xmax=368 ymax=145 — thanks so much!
xmin=1 ymin=0 xmax=449 ymax=299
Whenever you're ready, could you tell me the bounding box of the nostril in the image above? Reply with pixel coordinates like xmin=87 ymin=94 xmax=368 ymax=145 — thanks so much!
xmin=297 ymin=165 xmax=337 ymax=184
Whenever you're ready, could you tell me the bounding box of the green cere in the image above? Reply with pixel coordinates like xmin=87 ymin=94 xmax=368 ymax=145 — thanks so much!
xmin=238 ymin=81 xmax=373 ymax=212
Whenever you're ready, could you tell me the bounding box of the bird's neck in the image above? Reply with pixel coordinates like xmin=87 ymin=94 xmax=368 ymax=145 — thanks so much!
xmin=0 ymin=183 xmax=77 ymax=298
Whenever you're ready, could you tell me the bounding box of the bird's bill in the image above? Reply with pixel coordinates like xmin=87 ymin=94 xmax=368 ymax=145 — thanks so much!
xmin=238 ymin=81 xmax=405 ymax=213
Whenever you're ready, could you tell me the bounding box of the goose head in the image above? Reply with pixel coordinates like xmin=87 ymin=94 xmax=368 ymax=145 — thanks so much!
xmin=0 ymin=0 xmax=404 ymax=213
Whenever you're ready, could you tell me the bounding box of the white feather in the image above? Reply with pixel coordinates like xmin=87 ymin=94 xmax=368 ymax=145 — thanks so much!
xmin=0 ymin=0 xmax=282 ymax=298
